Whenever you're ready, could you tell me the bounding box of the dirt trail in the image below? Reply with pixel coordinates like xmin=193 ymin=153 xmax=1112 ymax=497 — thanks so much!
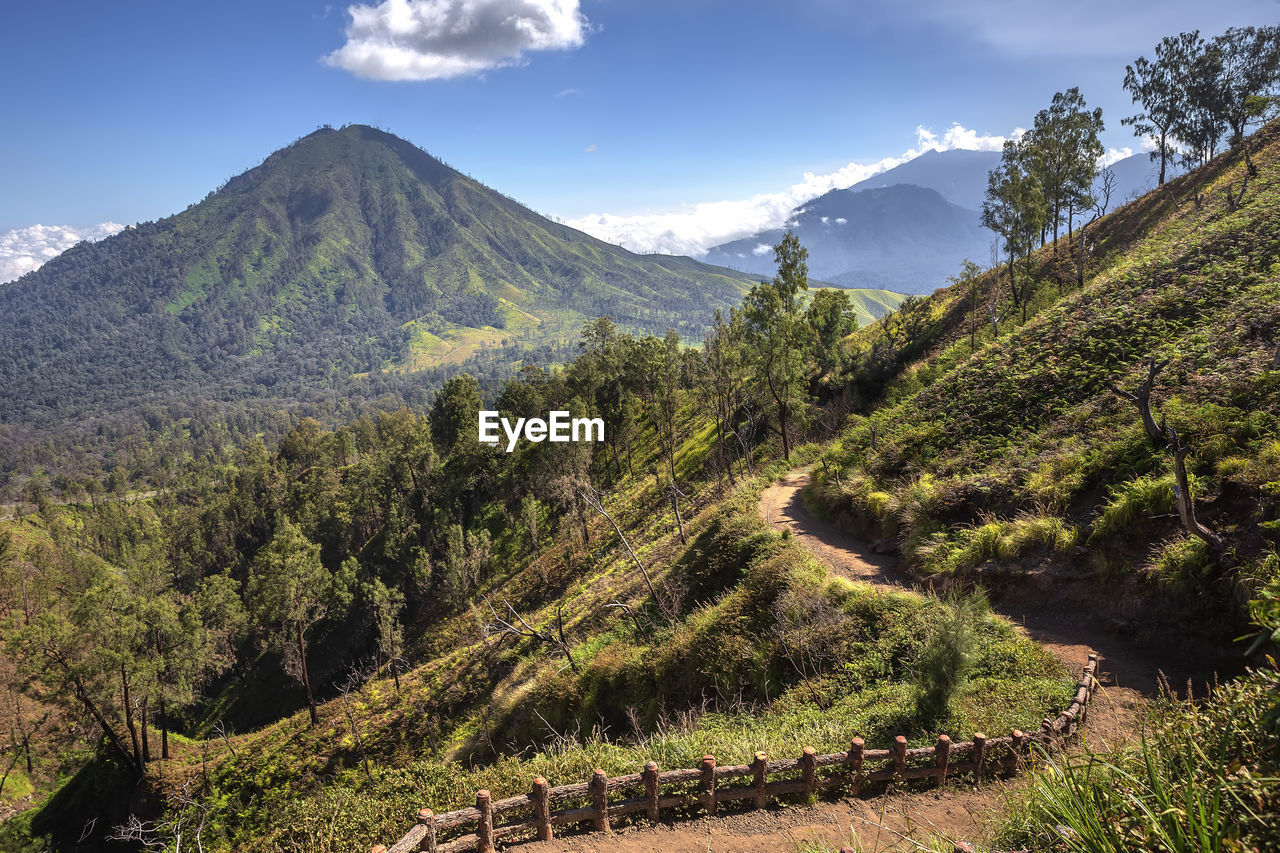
xmin=760 ymin=468 xmax=1186 ymax=749
xmin=505 ymin=469 xmax=1200 ymax=852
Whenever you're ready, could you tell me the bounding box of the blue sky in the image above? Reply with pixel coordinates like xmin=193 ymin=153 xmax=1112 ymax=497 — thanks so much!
xmin=1 ymin=0 xmax=1277 ymax=275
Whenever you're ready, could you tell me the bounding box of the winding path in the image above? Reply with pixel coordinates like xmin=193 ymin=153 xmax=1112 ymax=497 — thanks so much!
xmin=517 ymin=469 xmax=1206 ymax=852
xmin=760 ymin=468 xmax=1188 ymax=748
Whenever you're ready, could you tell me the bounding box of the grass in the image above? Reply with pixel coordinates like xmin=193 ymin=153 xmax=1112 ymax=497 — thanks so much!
xmin=995 ymin=665 xmax=1280 ymax=853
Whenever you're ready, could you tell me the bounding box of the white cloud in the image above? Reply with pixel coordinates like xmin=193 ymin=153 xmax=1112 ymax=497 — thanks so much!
xmin=835 ymin=217 xmax=848 ymax=225
xmin=584 ymin=143 xmax=596 ymax=153
xmin=567 ymin=123 xmax=1016 ymax=255
xmin=820 ymin=216 xmax=829 ymax=225
xmin=0 ymin=222 xmax=125 ymax=284
xmin=325 ymin=0 xmax=588 ymax=81
xmin=751 ymin=243 xmax=772 ymax=256
xmin=1098 ymin=147 xmax=1133 ymax=168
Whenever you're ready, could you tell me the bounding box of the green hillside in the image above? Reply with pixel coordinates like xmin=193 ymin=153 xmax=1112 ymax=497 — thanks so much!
xmin=0 ymin=125 xmax=757 ymax=426
xmin=812 ymin=286 xmax=908 ymax=326
xmin=811 ymin=119 xmax=1280 ymax=597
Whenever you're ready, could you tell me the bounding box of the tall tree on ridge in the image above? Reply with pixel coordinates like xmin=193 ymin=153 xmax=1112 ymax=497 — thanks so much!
xmin=982 ymin=141 xmax=1045 ymax=321
xmin=742 ymin=232 xmax=812 ymax=462
xmin=1023 ymin=88 xmax=1104 ymax=251
xmin=1123 ymin=32 xmax=1201 ymax=186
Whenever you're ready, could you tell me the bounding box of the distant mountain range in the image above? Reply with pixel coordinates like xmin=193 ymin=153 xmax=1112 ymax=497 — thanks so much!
xmin=703 ymin=148 xmax=1178 ymax=293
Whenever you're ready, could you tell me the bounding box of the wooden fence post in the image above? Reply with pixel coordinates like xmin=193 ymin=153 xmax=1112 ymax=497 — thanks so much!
xmin=935 ymin=735 xmax=950 ymax=786
xmin=700 ymin=755 xmax=717 ymax=815
xmin=801 ymin=747 xmax=817 ymax=795
xmin=531 ymin=776 xmax=551 ymax=841
xmin=591 ymin=769 xmax=610 ymax=832
xmin=417 ymin=808 xmax=437 ymax=853
xmin=848 ymin=737 xmax=864 ymax=795
xmin=371 ymin=846 xmax=386 ymax=853
xmin=1011 ymin=730 xmax=1025 ymax=775
xmin=892 ymin=736 xmax=907 ymax=781
xmin=752 ymin=752 xmax=768 ymax=809
xmin=643 ymin=761 xmax=659 ymax=822
xmin=476 ymin=790 xmax=493 ymax=853
xmin=972 ymin=733 xmax=986 ymax=785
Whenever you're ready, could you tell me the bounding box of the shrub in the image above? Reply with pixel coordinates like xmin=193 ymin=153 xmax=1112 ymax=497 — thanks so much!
xmin=911 ymin=591 xmax=984 ymax=726
xmin=1090 ymin=474 xmax=1177 ymax=541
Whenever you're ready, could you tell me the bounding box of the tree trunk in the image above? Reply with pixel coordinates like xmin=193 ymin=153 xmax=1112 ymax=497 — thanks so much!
xmin=670 ymin=488 xmax=687 ymax=545
xmin=120 ymin=665 xmax=144 ymax=773
xmin=140 ymin=698 xmax=150 ymax=764
xmin=1170 ymin=429 xmax=1223 ymax=552
xmin=297 ymin=622 xmax=318 ymax=726
xmin=1158 ymin=132 xmax=1167 ymax=186
xmin=160 ymin=698 xmax=170 ymax=760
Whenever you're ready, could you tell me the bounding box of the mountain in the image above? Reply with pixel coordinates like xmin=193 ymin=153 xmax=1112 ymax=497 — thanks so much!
xmin=0 ymin=125 xmax=765 ymax=425
xmin=703 ymin=184 xmax=992 ymax=292
xmin=848 ymin=148 xmax=1178 ymax=212
xmin=847 ymin=148 xmax=1000 ymax=209
xmin=703 ymin=149 xmax=1184 ymax=294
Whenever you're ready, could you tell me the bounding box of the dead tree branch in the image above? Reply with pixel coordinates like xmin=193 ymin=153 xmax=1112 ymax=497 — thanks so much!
xmin=1106 ymin=356 xmax=1169 ymax=444
xmin=577 ymin=487 xmax=660 ymax=605
xmin=485 ymin=599 xmax=578 ymax=673
xmin=1166 ymin=427 xmax=1224 ymax=553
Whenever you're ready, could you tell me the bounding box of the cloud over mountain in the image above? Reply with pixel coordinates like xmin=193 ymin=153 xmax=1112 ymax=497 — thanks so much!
xmin=326 ymin=0 xmax=588 ymax=81
xmin=566 ymin=124 xmax=1019 ymax=256
xmin=0 ymin=222 xmax=125 ymax=284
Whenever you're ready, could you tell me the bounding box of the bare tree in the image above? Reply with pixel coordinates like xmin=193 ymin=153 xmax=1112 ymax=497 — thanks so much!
xmin=988 ymin=294 xmax=1009 ymax=338
xmin=337 ymin=662 xmax=375 ymax=781
xmin=667 ymin=483 xmax=688 ymax=545
xmin=577 ymin=487 xmax=659 ymax=605
xmin=109 ymin=781 xmax=211 ymax=853
xmin=1076 ymin=166 xmax=1116 ymax=288
xmin=1167 ymin=426 xmax=1224 ymax=552
xmin=1107 ymin=356 xmax=1170 ymax=444
xmin=484 ymin=599 xmax=578 ymax=673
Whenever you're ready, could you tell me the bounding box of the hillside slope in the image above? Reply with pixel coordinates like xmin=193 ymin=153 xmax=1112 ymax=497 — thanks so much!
xmin=810 ymin=120 xmax=1280 ymax=635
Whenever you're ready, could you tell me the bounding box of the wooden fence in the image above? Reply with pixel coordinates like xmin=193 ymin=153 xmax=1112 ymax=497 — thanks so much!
xmin=371 ymin=655 xmax=1097 ymax=853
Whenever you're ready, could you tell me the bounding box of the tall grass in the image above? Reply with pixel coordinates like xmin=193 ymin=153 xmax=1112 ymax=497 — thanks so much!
xmin=996 ymin=667 xmax=1280 ymax=852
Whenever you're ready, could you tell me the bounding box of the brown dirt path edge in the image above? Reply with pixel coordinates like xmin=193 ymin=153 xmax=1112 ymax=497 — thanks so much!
xmin=494 ymin=469 xmax=1212 ymax=853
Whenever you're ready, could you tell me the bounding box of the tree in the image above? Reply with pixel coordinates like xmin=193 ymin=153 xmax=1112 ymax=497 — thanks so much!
xmin=362 ymin=576 xmax=405 ymax=691
xmin=805 ymin=288 xmax=858 ymax=379
xmin=1075 ymin=166 xmax=1116 ymax=289
xmin=1124 ymin=32 xmax=1201 ymax=186
xmin=430 ymin=374 xmax=484 ymax=456
xmin=1211 ymin=26 xmax=1280 ymax=147
xmin=246 ymin=519 xmax=341 ymax=725
xmin=948 ymin=259 xmax=985 ymax=350
xmin=1023 ymin=88 xmax=1104 ymax=249
xmin=1178 ymin=40 xmax=1229 ymax=167
xmin=742 ymin=232 xmax=812 ymax=461
xmin=697 ymin=310 xmax=756 ymax=482
xmin=982 ymin=141 xmax=1045 ymax=321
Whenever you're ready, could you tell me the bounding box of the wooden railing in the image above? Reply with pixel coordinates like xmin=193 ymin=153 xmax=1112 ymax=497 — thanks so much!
xmin=371 ymin=655 xmax=1097 ymax=853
